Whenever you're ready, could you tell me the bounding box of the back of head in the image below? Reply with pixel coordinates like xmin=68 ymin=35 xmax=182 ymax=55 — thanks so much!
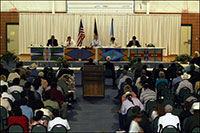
xmin=53 ymin=109 xmax=59 ymax=117
xmin=51 ymin=82 xmax=57 ymax=89
xmin=15 ymin=69 xmax=20 ymax=74
xmin=21 ymin=98 xmax=28 ymax=105
xmin=132 ymin=36 xmax=136 ymax=40
xmin=164 ymin=104 xmax=173 ymax=113
xmin=16 ymin=62 xmax=21 ymax=68
xmin=13 ymin=106 xmax=22 ymax=116
xmin=2 ymin=85 xmax=8 ymax=92
xmin=111 ymin=37 xmax=115 ymax=41
xmin=137 ymin=58 xmax=141 ymax=63
xmin=34 ymin=111 xmax=44 ymax=121
xmin=123 ymin=70 xmax=127 ymax=75
xmin=124 ymin=65 xmax=129 ymax=71
xmin=158 ymin=64 xmax=164 ymax=69
xmin=159 ymin=71 xmax=165 ymax=79
xmin=132 ymin=106 xmax=141 ymax=114
xmin=13 ymin=78 xmax=20 ymax=85
xmin=125 ymin=78 xmax=132 ymax=86
xmin=89 ymin=58 xmax=93 ymax=63
xmin=0 ymin=75 xmax=6 ymax=81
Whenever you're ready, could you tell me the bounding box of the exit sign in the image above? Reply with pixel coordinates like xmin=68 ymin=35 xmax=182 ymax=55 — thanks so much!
xmin=182 ymin=9 xmax=188 ymax=13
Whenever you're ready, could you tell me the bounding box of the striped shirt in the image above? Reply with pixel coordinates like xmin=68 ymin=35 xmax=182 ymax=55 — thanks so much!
xmin=140 ymin=88 xmax=157 ymax=108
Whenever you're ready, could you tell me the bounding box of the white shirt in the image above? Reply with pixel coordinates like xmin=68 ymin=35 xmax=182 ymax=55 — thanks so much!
xmin=91 ymin=39 xmax=101 ymax=48
xmin=48 ymin=117 xmax=70 ymax=131
xmin=121 ymin=97 xmax=144 ymax=115
xmin=157 ymin=113 xmax=181 ymax=132
xmin=129 ymin=120 xmax=141 ymax=133
xmin=7 ymin=72 xmax=20 ymax=83
xmin=35 ymin=108 xmax=53 ymax=119
xmin=118 ymin=75 xmax=132 ymax=90
xmin=0 ymin=80 xmax=8 ymax=87
xmin=1 ymin=92 xmax=15 ymax=102
xmin=0 ymin=98 xmax=12 ymax=116
xmin=63 ymin=39 xmax=76 ymax=48
xmin=8 ymin=85 xmax=23 ymax=93
xmin=176 ymin=80 xmax=193 ymax=95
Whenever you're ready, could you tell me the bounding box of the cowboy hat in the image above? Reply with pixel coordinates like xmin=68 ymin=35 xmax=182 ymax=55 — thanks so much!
xmin=181 ymin=73 xmax=191 ymax=80
xmin=29 ymin=63 xmax=37 ymax=69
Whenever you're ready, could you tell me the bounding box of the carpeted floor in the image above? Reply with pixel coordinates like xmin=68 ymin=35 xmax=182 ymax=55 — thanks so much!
xmin=67 ymin=73 xmax=120 ymax=132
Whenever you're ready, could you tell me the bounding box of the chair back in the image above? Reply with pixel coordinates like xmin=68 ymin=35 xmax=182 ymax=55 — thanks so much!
xmin=41 ymin=115 xmax=51 ymax=123
xmin=8 ymin=124 xmax=24 ymax=133
xmin=160 ymin=125 xmax=179 ymax=133
xmin=45 ymin=106 xmax=54 ymax=112
xmin=163 ymin=99 xmax=174 ymax=107
xmin=31 ymin=124 xmax=47 ymax=133
xmin=153 ymin=116 xmax=159 ymax=132
xmin=179 ymin=87 xmax=190 ymax=99
xmin=157 ymin=82 xmax=168 ymax=97
xmin=11 ymin=91 xmax=21 ymax=101
xmin=145 ymin=100 xmax=157 ymax=115
xmin=0 ymin=106 xmax=7 ymax=120
xmin=51 ymin=124 xmax=67 ymax=133
xmin=192 ymin=126 xmax=200 ymax=133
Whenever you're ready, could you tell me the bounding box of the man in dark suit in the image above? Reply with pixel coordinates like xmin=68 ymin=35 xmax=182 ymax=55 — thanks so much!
xmin=127 ymin=36 xmax=141 ymax=47
xmin=47 ymin=35 xmax=58 ymax=47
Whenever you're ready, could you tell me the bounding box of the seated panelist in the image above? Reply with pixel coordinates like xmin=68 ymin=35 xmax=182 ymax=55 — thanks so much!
xmin=109 ymin=37 xmax=118 ymax=47
xmin=91 ymin=36 xmax=101 ymax=48
xmin=127 ymin=36 xmax=141 ymax=47
xmin=47 ymin=35 xmax=58 ymax=47
xmin=63 ymin=36 xmax=76 ymax=48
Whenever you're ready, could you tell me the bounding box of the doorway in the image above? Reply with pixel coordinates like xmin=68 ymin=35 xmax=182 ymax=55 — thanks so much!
xmin=6 ymin=23 xmax=19 ymax=55
xmin=180 ymin=24 xmax=192 ymax=56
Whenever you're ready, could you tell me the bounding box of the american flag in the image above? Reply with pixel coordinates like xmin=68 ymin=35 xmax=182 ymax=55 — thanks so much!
xmin=77 ymin=19 xmax=85 ymax=47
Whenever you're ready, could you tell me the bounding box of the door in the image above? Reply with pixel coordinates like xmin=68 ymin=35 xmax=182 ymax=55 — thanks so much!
xmin=6 ymin=23 xmax=19 ymax=55
xmin=180 ymin=25 xmax=192 ymax=55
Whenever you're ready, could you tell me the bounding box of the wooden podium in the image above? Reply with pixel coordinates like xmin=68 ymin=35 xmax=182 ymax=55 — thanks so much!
xmin=82 ymin=65 xmax=105 ymax=97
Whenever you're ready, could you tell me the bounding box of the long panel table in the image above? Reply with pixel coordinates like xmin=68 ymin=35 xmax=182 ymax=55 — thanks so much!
xmin=30 ymin=47 xmax=164 ymax=62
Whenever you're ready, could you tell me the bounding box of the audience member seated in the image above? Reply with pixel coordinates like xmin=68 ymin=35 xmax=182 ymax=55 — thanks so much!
xmin=125 ymin=78 xmax=138 ymax=97
xmin=20 ymin=98 xmax=33 ymax=121
xmin=155 ymin=71 xmax=168 ymax=87
xmin=142 ymin=65 xmax=152 ymax=77
xmin=8 ymin=78 xmax=23 ymax=93
xmin=151 ymin=101 xmax=165 ymax=120
xmin=35 ymin=107 xmax=54 ymax=119
xmin=48 ymin=109 xmax=70 ymax=132
xmin=0 ymin=63 xmax=10 ymax=78
xmin=179 ymin=101 xmax=192 ymax=128
xmin=153 ymin=64 xmax=166 ymax=81
xmin=140 ymin=82 xmax=157 ymax=108
xmin=29 ymin=63 xmax=39 ymax=78
xmin=56 ymin=62 xmax=74 ymax=79
xmin=38 ymin=71 xmax=48 ymax=90
xmin=118 ymin=70 xmax=132 ymax=90
xmin=187 ymin=64 xmax=200 ymax=86
xmin=29 ymin=111 xmax=47 ymax=131
xmin=172 ymin=70 xmax=183 ymax=90
xmin=19 ymin=74 xmax=27 ymax=87
xmin=103 ymin=56 xmax=116 ymax=87
xmin=182 ymin=102 xmax=200 ymax=133
xmin=131 ymin=58 xmax=144 ymax=80
xmin=8 ymin=106 xmax=29 ymax=133
xmin=14 ymin=62 xmax=28 ymax=77
xmin=0 ymin=75 xmax=8 ymax=87
xmin=184 ymin=61 xmax=199 ymax=73
xmin=1 ymin=85 xmax=15 ymax=102
xmin=190 ymin=51 xmax=200 ymax=66
xmin=135 ymin=70 xmax=148 ymax=92
xmin=46 ymin=82 xmax=64 ymax=108
xmin=176 ymin=73 xmax=193 ymax=95
xmin=0 ymin=92 xmax=12 ymax=116
xmin=43 ymin=92 xmax=59 ymax=110
xmin=157 ymin=104 xmax=181 ymax=132
xmin=84 ymin=58 xmax=96 ymax=66
xmin=166 ymin=63 xmax=177 ymax=80
xmin=121 ymin=91 xmax=137 ymax=103
xmin=7 ymin=69 xmax=20 ymax=84
xmin=129 ymin=113 xmax=143 ymax=133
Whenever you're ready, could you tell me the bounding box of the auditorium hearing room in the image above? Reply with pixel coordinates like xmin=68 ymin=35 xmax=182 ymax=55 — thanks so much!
xmin=0 ymin=1 xmax=200 ymax=133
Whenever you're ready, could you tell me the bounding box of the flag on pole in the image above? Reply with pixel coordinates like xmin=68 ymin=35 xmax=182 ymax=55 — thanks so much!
xmin=77 ymin=19 xmax=85 ymax=47
xmin=94 ymin=19 xmax=98 ymax=39
xmin=110 ymin=18 xmax=114 ymax=38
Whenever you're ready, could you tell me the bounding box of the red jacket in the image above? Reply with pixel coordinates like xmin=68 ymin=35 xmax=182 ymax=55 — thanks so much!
xmin=8 ymin=116 xmax=29 ymax=133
